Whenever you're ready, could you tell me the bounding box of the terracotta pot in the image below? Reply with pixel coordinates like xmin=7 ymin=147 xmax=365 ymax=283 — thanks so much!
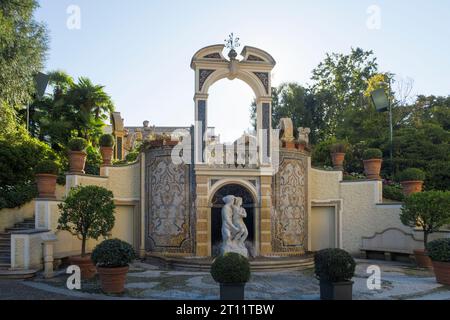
xmin=149 ymin=140 xmax=164 ymax=147
xmin=432 ymin=261 xmax=450 ymax=285
xmin=68 ymin=151 xmax=87 ymax=174
xmin=97 ymin=266 xmax=129 ymax=294
xmin=36 ymin=173 xmax=57 ymax=199
xmin=401 ymin=180 xmax=423 ymax=196
xmin=164 ymin=140 xmax=179 ymax=146
xmin=413 ymin=249 xmax=433 ymax=268
xmin=363 ymin=159 xmax=382 ymax=179
xmin=296 ymin=142 xmax=306 ymax=151
xmin=331 ymin=152 xmax=345 ymax=170
xmin=69 ymin=255 xmax=96 ymax=279
xmin=100 ymin=146 xmax=114 ymax=166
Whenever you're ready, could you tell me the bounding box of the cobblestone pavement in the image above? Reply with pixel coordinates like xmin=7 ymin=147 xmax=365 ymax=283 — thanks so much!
xmin=1 ymin=259 xmax=449 ymax=300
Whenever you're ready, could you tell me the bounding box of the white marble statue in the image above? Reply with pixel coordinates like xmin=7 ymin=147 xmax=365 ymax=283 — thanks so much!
xmin=220 ymin=195 xmax=248 ymax=257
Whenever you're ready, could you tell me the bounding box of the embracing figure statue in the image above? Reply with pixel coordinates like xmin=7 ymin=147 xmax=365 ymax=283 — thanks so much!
xmin=220 ymin=195 xmax=249 ymax=257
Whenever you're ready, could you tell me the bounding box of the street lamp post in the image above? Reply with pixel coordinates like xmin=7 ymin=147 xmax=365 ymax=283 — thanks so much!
xmin=370 ymin=79 xmax=394 ymax=177
xmin=28 ymin=72 xmax=50 ymax=134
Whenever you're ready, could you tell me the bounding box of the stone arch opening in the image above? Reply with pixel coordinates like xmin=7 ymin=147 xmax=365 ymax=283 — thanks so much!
xmin=210 ymin=183 xmax=255 ymax=256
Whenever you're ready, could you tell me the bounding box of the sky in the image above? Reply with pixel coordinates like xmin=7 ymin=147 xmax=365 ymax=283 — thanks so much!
xmin=36 ymin=0 xmax=450 ymax=143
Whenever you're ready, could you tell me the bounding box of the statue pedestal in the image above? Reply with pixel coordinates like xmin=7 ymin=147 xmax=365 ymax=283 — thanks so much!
xmin=221 ymin=240 xmax=248 ymax=258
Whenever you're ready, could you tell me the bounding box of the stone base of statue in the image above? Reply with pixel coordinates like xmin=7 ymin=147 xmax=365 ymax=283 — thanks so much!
xmin=221 ymin=240 xmax=248 ymax=258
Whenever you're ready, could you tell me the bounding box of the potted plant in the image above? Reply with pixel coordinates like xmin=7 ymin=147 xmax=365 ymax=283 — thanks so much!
xmin=35 ymin=160 xmax=59 ymax=199
xmin=329 ymin=143 xmax=348 ymax=171
xmin=427 ymin=238 xmax=450 ymax=285
xmin=399 ymin=168 xmax=425 ymax=196
xmin=314 ymin=248 xmax=356 ymax=300
xmin=68 ymin=138 xmax=88 ymax=174
xmin=363 ymin=148 xmax=383 ymax=179
xmin=400 ymin=191 xmax=450 ymax=268
xmin=210 ymin=252 xmax=251 ymax=300
xmin=92 ymin=238 xmax=135 ymax=294
xmin=99 ymin=134 xmax=115 ymax=166
xmin=57 ymin=185 xmax=116 ymax=279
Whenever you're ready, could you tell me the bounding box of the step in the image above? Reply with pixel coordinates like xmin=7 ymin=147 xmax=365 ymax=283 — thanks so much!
xmin=4 ymin=227 xmax=30 ymax=232
xmin=0 ymin=269 xmax=37 ymax=279
xmin=14 ymin=223 xmax=35 ymax=228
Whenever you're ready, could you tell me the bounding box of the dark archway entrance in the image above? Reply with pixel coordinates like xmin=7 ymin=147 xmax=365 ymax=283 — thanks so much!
xmin=211 ymin=184 xmax=255 ymax=256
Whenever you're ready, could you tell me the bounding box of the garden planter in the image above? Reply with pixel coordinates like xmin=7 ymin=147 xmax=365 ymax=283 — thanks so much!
xmin=149 ymin=140 xmax=164 ymax=148
xmin=319 ymin=280 xmax=353 ymax=300
xmin=413 ymin=249 xmax=432 ymax=268
xmin=363 ymin=159 xmax=382 ymax=179
xmin=164 ymin=140 xmax=179 ymax=146
xmin=68 ymin=151 xmax=87 ymax=174
xmin=401 ymin=180 xmax=423 ymax=196
xmin=331 ymin=152 xmax=345 ymax=170
xmin=36 ymin=173 xmax=57 ymax=199
xmin=100 ymin=146 xmax=114 ymax=166
xmin=97 ymin=266 xmax=129 ymax=294
xmin=432 ymin=261 xmax=450 ymax=285
xmin=219 ymin=283 xmax=245 ymax=300
xmin=69 ymin=255 xmax=96 ymax=279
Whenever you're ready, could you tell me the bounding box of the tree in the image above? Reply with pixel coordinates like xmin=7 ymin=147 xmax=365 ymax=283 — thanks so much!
xmin=58 ymin=185 xmax=116 ymax=256
xmin=400 ymin=191 xmax=450 ymax=248
xmin=0 ymin=0 xmax=48 ymax=110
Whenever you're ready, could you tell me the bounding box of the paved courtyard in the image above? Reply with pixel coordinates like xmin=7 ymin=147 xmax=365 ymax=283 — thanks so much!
xmin=1 ymin=259 xmax=449 ymax=300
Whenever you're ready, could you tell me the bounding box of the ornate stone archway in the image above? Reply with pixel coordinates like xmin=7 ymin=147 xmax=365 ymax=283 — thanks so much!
xmin=190 ymin=42 xmax=276 ymax=166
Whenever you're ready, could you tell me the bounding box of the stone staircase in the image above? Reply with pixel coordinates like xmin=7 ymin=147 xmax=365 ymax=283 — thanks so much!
xmin=0 ymin=217 xmax=35 ymax=270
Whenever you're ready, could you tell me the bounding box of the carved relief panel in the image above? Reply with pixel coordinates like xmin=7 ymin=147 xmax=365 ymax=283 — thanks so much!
xmin=272 ymin=151 xmax=308 ymax=253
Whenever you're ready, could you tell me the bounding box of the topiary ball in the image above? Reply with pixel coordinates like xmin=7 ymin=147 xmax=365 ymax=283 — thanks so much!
xmin=210 ymin=252 xmax=251 ymax=284
xmin=92 ymin=238 xmax=135 ymax=268
xmin=35 ymin=160 xmax=60 ymax=175
xmin=99 ymin=134 xmax=115 ymax=147
xmin=363 ymin=148 xmax=382 ymax=160
xmin=314 ymin=248 xmax=356 ymax=282
xmin=68 ymin=138 xmax=88 ymax=151
xmin=427 ymin=238 xmax=450 ymax=262
xmin=398 ymin=168 xmax=426 ymax=182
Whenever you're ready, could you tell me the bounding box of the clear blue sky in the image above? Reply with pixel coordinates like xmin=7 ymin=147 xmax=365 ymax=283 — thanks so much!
xmin=36 ymin=0 xmax=450 ymax=143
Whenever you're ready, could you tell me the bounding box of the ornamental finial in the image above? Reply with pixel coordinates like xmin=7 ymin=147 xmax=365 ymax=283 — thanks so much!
xmin=224 ymin=33 xmax=240 ymax=60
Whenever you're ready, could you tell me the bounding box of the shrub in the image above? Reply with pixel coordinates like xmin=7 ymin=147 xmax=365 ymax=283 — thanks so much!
xmin=35 ymin=160 xmax=60 ymax=175
xmin=92 ymin=239 xmax=135 ymax=268
xmin=399 ymin=168 xmax=426 ymax=182
xmin=125 ymin=151 xmax=139 ymax=163
xmin=343 ymin=172 xmax=366 ymax=181
xmin=330 ymin=142 xmax=348 ymax=154
xmin=84 ymin=145 xmax=102 ymax=175
xmin=427 ymin=239 xmax=450 ymax=262
xmin=363 ymin=148 xmax=382 ymax=160
xmin=314 ymin=248 xmax=356 ymax=282
xmin=68 ymin=138 xmax=88 ymax=151
xmin=58 ymin=185 xmax=115 ymax=256
xmin=383 ymin=184 xmax=404 ymax=202
xmin=99 ymin=134 xmax=115 ymax=148
xmin=400 ymin=191 xmax=450 ymax=248
xmin=210 ymin=253 xmax=251 ymax=284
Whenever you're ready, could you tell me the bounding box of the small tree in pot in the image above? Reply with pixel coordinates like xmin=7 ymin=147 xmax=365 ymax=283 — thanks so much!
xmin=399 ymin=168 xmax=425 ymax=196
xmin=314 ymin=248 xmax=356 ymax=300
xmin=427 ymin=238 xmax=450 ymax=286
xmin=99 ymin=134 xmax=115 ymax=166
xmin=363 ymin=148 xmax=383 ymax=179
xmin=400 ymin=191 xmax=450 ymax=268
xmin=92 ymin=238 xmax=135 ymax=294
xmin=210 ymin=252 xmax=251 ymax=300
xmin=68 ymin=138 xmax=88 ymax=174
xmin=35 ymin=160 xmax=60 ymax=199
xmin=329 ymin=142 xmax=348 ymax=171
xmin=58 ymin=185 xmax=115 ymax=279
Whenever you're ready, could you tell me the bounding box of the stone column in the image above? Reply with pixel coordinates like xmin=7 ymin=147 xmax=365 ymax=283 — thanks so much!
xmin=256 ymin=97 xmax=272 ymax=166
xmin=195 ymin=175 xmax=209 ymax=256
xmin=41 ymin=233 xmax=57 ymax=278
xmin=260 ymin=176 xmax=273 ymax=255
xmin=194 ymin=94 xmax=208 ymax=164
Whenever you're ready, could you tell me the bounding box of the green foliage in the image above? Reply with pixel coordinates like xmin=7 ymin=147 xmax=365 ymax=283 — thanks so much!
xmin=311 ymin=137 xmax=337 ymax=167
xmin=363 ymin=148 xmax=382 ymax=160
xmin=0 ymin=0 xmax=48 ymax=109
xmin=210 ymin=253 xmax=251 ymax=284
xmin=427 ymin=239 xmax=450 ymax=262
xmin=68 ymin=138 xmax=87 ymax=151
xmin=343 ymin=172 xmax=366 ymax=181
xmin=400 ymin=191 xmax=450 ymax=247
xmin=35 ymin=160 xmax=59 ymax=175
xmin=125 ymin=151 xmax=139 ymax=163
xmin=0 ymin=184 xmax=37 ymax=210
xmin=314 ymin=248 xmax=356 ymax=282
xmin=383 ymin=184 xmax=404 ymax=202
xmin=99 ymin=134 xmax=115 ymax=147
xmin=398 ymin=168 xmax=426 ymax=182
xmin=92 ymin=239 xmax=135 ymax=268
xmin=84 ymin=145 xmax=102 ymax=175
xmin=330 ymin=142 xmax=348 ymax=154
xmin=58 ymin=185 xmax=116 ymax=256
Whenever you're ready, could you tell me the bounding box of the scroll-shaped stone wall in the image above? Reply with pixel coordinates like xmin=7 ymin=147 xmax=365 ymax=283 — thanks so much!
xmin=145 ymin=147 xmax=193 ymax=253
xmin=272 ymin=150 xmax=308 ymax=253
